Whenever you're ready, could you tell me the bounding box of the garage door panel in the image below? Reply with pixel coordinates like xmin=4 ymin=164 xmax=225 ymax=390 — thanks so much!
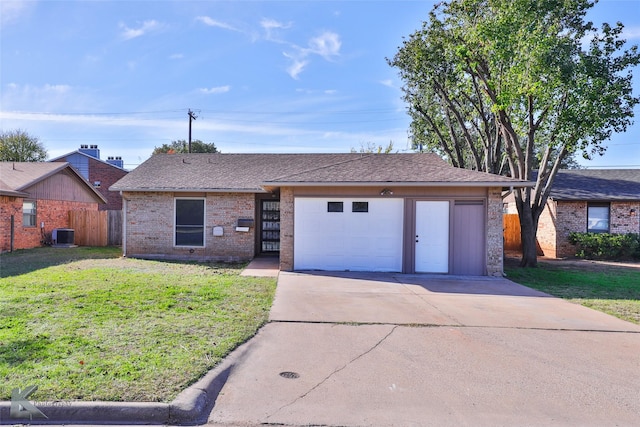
xmin=294 ymin=198 xmax=403 ymax=272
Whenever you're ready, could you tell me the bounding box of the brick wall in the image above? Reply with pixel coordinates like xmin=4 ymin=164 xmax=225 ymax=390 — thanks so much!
xmin=1 ymin=196 xmax=98 ymax=252
xmin=279 ymin=187 xmax=294 ymax=271
xmin=123 ymin=192 xmax=256 ymax=262
xmin=88 ymin=158 xmax=128 ymax=211
xmin=537 ymin=200 xmax=558 ymax=258
xmin=486 ymin=187 xmax=504 ymax=276
xmin=552 ymin=201 xmax=640 ymax=258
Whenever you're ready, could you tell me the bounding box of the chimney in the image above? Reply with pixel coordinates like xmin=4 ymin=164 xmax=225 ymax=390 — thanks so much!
xmin=79 ymin=144 xmax=100 ymax=159
xmin=106 ymin=156 xmax=124 ymax=169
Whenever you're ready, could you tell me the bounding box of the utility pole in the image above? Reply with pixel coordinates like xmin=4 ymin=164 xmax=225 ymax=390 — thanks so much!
xmin=188 ymin=109 xmax=198 ymax=153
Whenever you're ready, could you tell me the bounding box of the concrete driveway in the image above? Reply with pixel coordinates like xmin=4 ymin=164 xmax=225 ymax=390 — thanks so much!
xmin=209 ymin=272 xmax=640 ymax=427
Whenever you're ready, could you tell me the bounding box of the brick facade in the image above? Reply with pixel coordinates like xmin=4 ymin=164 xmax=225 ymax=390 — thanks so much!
xmin=279 ymin=187 xmax=295 ymax=271
xmin=538 ymin=200 xmax=640 ymax=258
xmin=123 ymin=192 xmax=256 ymax=262
xmin=486 ymin=187 xmax=505 ymax=276
xmin=1 ymin=196 xmax=98 ymax=252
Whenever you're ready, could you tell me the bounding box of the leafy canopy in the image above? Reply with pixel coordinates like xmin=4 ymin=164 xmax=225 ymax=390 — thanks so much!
xmin=389 ymin=0 xmax=639 ymax=267
xmin=153 ymin=140 xmax=219 ymax=155
xmin=0 ymin=129 xmax=48 ymax=162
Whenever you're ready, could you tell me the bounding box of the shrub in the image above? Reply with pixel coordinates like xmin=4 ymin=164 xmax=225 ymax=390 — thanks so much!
xmin=568 ymin=232 xmax=640 ymax=260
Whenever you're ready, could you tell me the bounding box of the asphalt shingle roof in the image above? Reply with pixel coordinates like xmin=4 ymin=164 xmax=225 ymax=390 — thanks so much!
xmin=0 ymin=162 xmax=107 ymax=202
xmin=110 ymin=153 xmax=529 ymax=192
xmin=546 ymin=169 xmax=640 ymax=201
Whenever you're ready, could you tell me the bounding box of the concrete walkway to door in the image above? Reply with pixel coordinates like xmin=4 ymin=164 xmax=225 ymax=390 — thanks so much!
xmin=209 ymin=272 xmax=640 ymax=427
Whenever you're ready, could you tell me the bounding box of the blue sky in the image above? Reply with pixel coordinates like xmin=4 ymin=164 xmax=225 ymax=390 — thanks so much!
xmin=1 ymin=0 xmax=639 ymax=170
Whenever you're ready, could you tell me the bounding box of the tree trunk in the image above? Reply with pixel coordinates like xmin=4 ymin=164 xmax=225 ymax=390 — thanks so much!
xmin=516 ymin=193 xmax=540 ymax=268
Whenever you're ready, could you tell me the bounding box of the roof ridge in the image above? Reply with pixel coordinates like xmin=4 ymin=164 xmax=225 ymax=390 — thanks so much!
xmin=267 ymin=153 xmax=375 ymax=181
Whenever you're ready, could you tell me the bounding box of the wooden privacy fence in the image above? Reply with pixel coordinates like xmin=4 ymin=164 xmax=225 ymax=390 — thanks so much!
xmin=68 ymin=210 xmax=122 ymax=247
xmin=503 ymin=214 xmax=522 ymax=251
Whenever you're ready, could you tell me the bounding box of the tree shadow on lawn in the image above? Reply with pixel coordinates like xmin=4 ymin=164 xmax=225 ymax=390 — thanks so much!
xmin=0 ymin=246 xmax=122 ymax=278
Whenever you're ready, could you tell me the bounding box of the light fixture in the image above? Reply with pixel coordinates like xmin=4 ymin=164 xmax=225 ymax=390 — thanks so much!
xmin=380 ymin=188 xmax=393 ymax=196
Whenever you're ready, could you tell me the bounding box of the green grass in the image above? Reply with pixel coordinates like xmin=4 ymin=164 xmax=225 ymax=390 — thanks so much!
xmin=0 ymin=247 xmax=276 ymax=402
xmin=505 ymin=261 xmax=640 ymax=324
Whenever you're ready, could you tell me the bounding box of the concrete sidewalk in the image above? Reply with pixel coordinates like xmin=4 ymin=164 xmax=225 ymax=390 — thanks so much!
xmin=209 ymin=272 xmax=640 ymax=426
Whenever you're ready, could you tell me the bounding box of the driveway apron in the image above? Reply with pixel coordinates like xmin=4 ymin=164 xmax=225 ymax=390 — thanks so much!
xmin=209 ymin=272 xmax=640 ymax=427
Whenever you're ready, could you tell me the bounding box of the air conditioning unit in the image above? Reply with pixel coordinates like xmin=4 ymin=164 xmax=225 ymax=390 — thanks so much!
xmin=52 ymin=228 xmax=75 ymax=245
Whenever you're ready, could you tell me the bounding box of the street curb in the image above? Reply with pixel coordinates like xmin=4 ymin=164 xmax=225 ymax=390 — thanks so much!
xmin=0 ymin=337 xmax=254 ymax=425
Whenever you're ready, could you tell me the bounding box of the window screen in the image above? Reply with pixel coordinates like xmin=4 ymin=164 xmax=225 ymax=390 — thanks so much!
xmin=587 ymin=203 xmax=610 ymax=233
xmin=175 ymin=199 xmax=205 ymax=246
xmin=23 ymin=201 xmax=37 ymax=227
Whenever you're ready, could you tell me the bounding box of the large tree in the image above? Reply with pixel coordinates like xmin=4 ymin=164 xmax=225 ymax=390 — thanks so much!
xmin=152 ymin=139 xmax=219 ymax=155
xmin=0 ymin=129 xmax=48 ymax=162
xmin=389 ymin=0 xmax=639 ymax=267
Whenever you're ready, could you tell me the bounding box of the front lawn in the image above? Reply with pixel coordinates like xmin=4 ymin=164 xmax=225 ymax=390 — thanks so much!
xmin=505 ymin=258 xmax=640 ymax=324
xmin=0 ymin=247 xmax=276 ymax=402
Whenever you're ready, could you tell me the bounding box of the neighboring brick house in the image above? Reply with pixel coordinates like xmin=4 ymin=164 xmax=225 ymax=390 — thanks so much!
xmin=506 ymin=169 xmax=640 ymax=258
xmin=110 ymin=153 xmax=531 ymax=276
xmin=1 ymin=162 xmax=107 ymax=252
xmin=50 ymin=145 xmax=128 ymax=211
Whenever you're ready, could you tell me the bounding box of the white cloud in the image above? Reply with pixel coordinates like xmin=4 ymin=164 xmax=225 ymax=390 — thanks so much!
xmin=379 ymin=79 xmax=394 ymax=88
xmin=196 ymin=16 xmax=239 ymax=32
xmin=281 ymin=31 xmax=342 ymax=79
xmin=169 ymin=53 xmax=184 ymax=60
xmin=624 ymin=26 xmax=640 ymax=41
xmin=283 ymin=52 xmax=307 ymax=79
xmin=261 ymin=18 xmax=292 ymax=41
xmin=120 ymin=20 xmax=161 ymax=40
xmin=199 ymin=86 xmax=231 ymax=95
xmin=0 ymin=1 xmax=34 ymax=26
xmin=308 ymin=32 xmax=341 ymax=60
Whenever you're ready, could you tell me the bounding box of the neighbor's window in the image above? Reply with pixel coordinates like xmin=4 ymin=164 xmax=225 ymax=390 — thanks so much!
xmin=175 ymin=198 xmax=205 ymax=246
xmin=587 ymin=203 xmax=610 ymax=233
xmin=23 ymin=200 xmax=37 ymax=227
xmin=327 ymin=201 xmax=344 ymax=212
xmin=352 ymin=201 xmax=369 ymax=213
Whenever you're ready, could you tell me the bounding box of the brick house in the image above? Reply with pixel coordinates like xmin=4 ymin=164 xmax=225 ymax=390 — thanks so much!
xmin=50 ymin=145 xmax=128 ymax=211
xmin=506 ymin=169 xmax=640 ymax=258
xmin=111 ymin=153 xmax=531 ymax=276
xmin=1 ymin=162 xmax=107 ymax=252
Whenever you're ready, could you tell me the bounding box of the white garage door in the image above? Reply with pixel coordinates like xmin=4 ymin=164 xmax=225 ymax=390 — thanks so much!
xmin=294 ymin=198 xmax=404 ymax=272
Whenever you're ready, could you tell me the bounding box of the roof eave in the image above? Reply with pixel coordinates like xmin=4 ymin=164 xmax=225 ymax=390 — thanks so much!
xmin=263 ymin=181 xmax=535 ymax=188
xmin=114 ymin=187 xmax=268 ymax=194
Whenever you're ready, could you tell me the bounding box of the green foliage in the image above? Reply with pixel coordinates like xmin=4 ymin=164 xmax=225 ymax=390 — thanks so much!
xmin=0 ymin=129 xmax=48 ymax=161
xmin=389 ymin=0 xmax=640 ymax=267
xmin=350 ymin=141 xmax=396 ymax=154
xmin=153 ymin=139 xmax=219 ymax=155
xmin=568 ymin=232 xmax=640 ymax=260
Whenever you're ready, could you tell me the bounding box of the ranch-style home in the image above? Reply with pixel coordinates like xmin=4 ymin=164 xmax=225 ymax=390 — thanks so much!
xmin=110 ymin=153 xmax=531 ymax=276
xmin=519 ymin=169 xmax=640 ymax=258
xmin=1 ymin=162 xmax=107 ymax=252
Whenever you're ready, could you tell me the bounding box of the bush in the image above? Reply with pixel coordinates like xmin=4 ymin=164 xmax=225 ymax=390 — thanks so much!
xmin=568 ymin=232 xmax=640 ymax=260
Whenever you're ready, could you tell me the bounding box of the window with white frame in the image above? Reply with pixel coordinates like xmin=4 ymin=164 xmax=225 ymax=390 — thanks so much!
xmin=23 ymin=200 xmax=37 ymax=227
xmin=587 ymin=203 xmax=610 ymax=233
xmin=175 ymin=198 xmax=205 ymax=246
